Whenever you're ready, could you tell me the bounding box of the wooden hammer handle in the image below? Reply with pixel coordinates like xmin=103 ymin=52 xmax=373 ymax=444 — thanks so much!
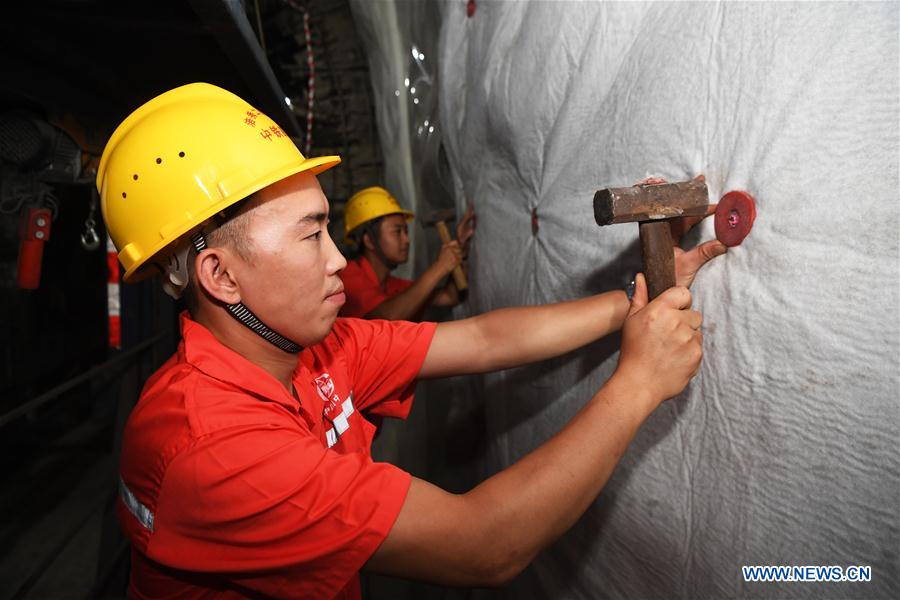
xmin=434 ymin=221 xmax=468 ymax=292
xmin=639 ymin=220 xmax=675 ymax=300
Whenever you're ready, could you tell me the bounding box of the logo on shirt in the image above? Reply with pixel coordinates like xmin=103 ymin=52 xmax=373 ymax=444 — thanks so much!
xmin=314 ymin=373 xmax=336 ymax=408
xmin=314 ymin=372 xmax=355 ymax=449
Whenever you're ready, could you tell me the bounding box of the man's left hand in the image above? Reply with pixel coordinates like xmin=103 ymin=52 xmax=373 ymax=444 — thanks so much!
xmin=456 ymin=206 xmax=476 ymax=254
xmin=671 ymin=205 xmax=727 ymax=288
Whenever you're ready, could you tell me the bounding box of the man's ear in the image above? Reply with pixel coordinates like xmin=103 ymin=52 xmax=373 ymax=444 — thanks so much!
xmin=362 ymin=230 xmax=376 ymax=252
xmin=193 ymin=247 xmax=242 ymax=305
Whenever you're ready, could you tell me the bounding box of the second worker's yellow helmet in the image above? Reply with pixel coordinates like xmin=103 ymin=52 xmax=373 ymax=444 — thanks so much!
xmin=343 ymin=186 xmax=414 ymax=244
xmin=97 ymin=82 xmax=341 ymax=282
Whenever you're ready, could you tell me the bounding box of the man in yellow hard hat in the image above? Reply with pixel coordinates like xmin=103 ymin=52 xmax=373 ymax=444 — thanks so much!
xmin=100 ymin=83 xmax=726 ymax=600
xmin=339 ymin=186 xmax=474 ymax=320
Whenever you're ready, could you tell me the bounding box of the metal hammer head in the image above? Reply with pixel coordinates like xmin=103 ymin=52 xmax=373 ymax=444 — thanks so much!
xmin=593 ymin=179 xmax=709 ymax=226
xmin=421 ymin=209 xmax=457 ymax=226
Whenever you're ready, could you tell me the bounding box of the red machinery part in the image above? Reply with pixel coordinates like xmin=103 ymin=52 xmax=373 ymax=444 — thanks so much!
xmin=467 ymin=0 xmax=476 ymax=18
xmin=17 ymin=207 xmax=53 ymax=289
xmin=107 ymin=236 xmax=122 ymax=349
xmin=715 ymin=190 xmax=756 ymax=247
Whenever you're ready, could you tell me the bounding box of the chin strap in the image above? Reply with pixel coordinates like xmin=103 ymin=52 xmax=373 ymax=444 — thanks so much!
xmin=191 ymin=232 xmax=303 ymax=354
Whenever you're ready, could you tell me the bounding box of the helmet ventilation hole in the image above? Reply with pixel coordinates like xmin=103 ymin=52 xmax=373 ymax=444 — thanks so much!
xmin=133 ymin=174 xmax=138 ymax=180
xmin=156 ymin=157 xmax=162 ymax=164
xmin=178 ymin=151 xmax=185 ymax=157
xmin=122 ymin=192 xmax=127 ymax=198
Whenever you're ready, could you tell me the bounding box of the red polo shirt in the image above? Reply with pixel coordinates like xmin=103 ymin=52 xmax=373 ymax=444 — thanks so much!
xmin=117 ymin=313 xmax=436 ymax=599
xmin=340 ymin=256 xmax=413 ymax=318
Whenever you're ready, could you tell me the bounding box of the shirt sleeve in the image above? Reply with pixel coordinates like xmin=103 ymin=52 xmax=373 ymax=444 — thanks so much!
xmin=332 ymin=318 xmax=437 ymax=419
xmin=147 ymin=421 xmax=411 ymax=598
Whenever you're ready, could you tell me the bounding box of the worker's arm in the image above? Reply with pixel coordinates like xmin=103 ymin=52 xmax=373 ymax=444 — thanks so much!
xmin=429 ymin=281 xmax=459 ymax=308
xmin=365 ymin=241 xmax=463 ymax=320
xmin=420 ymin=288 xmax=630 ymax=377
xmin=367 ymin=276 xmax=703 ymax=585
xmin=419 ymin=215 xmax=725 ymax=378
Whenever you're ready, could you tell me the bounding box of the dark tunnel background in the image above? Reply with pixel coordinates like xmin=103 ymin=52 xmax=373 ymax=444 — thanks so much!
xmin=0 ymin=1 xmax=383 ymax=597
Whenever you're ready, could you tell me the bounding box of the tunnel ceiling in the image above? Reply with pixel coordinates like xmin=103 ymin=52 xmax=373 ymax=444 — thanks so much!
xmin=0 ymin=0 xmax=297 ymax=154
xmin=0 ymin=0 xmax=381 ymax=203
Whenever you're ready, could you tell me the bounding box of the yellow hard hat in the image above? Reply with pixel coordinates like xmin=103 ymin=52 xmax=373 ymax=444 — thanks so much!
xmin=97 ymin=82 xmax=341 ymax=282
xmin=343 ymin=186 xmax=413 ymax=243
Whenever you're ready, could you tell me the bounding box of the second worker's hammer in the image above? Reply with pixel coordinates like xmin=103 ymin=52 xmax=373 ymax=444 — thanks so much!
xmin=421 ymin=209 xmax=468 ymax=292
xmin=593 ymin=178 xmax=710 ymax=300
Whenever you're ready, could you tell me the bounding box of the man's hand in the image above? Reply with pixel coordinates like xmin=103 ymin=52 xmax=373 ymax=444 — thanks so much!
xmin=456 ymin=206 xmax=476 ymax=255
xmin=368 ymin=240 xmax=462 ymax=320
xmin=434 ymin=240 xmax=464 ymax=276
xmin=614 ymin=274 xmax=703 ymax=404
xmin=671 ymin=207 xmax=727 ymax=288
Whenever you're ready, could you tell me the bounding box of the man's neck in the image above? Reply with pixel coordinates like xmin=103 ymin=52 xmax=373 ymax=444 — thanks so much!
xmin=194 ymin=306 xmax=298 ymax=390
xmin=363 ymin=250 xmax=391 ymax=284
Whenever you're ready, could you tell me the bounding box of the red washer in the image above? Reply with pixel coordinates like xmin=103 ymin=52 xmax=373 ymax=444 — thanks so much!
xmin=715 ymin=190 xmax=756 ymax=247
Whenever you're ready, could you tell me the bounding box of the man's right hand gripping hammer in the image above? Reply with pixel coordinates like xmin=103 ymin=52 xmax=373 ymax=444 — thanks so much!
xmin=614 ymin=273 xmax=704 ymax=406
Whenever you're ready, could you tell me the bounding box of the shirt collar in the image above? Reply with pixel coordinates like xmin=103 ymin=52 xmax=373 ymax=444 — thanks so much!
xmin=357 ymin=255 xmax=392 ymax=291
xmin=355 ymin=256 xmax=379 ymax=285
xmin=179 ymin=312 xmax=309 ymax=413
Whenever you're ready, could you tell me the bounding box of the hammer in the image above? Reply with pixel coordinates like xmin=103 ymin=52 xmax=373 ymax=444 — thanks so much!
xmin=593 ymin=179 xmax=710 ymax=300
xmin=421 ymin=209 xmax=468 ymax=292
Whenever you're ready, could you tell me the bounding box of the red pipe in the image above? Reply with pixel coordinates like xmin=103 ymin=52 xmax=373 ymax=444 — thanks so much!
xmin=17 ymin=207 xmax=52 ymax=290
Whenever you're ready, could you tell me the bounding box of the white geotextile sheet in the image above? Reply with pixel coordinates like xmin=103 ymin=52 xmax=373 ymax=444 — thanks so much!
xmin=437 ymin=2 xmax=899 ymax=598
xmin=353 ymin=1 xmax=899 ymax=598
